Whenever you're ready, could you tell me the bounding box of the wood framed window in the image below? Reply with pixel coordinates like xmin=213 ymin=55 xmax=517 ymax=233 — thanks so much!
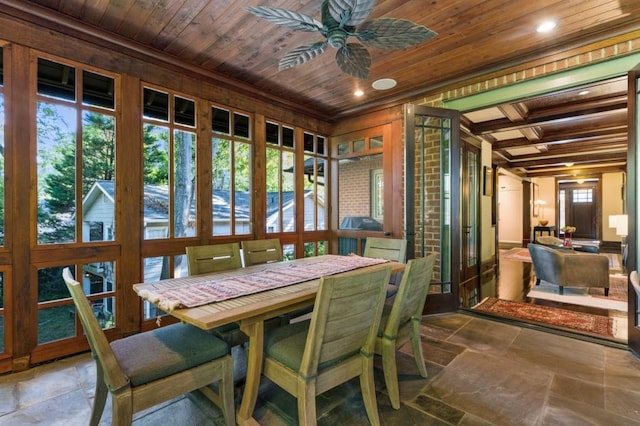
xmin=211 ymin=104 xmax=252 ymax=236
xmin=33 ymin=54 xmax=120 ymax=352
xmin=265 ymin=121 xmax=296 ymax=234
xmin=142 ymin=86 xmax=196 ymax=242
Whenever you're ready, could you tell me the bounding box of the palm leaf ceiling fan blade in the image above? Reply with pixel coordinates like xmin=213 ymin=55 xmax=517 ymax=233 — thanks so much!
xmin=336 ymin=43 xmax=371 ymax=79
xmin=246 ymin=0 xmax=437 ymax=79
xmin=328 ymin=0 xmax=376 ymax=26
xmin=245 ymin=6 xmax=323 ymax=32
xmin=356 ymin=18 xmax=437 ymax=49
xmin=279 ymin=42 xmax=329 ymax=71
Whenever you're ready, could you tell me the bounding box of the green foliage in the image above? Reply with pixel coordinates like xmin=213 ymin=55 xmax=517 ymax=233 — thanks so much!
xmin=81 ymin=113 xmax=115 ymax=189
xmin=144 ymin=124 xmax=169 ymax=184
xmin=38 ymin=266 xmax=68 ymax=302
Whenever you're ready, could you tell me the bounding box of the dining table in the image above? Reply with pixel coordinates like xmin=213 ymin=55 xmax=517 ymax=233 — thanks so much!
xmin=133 ymin=254 xmax=404 ymax=425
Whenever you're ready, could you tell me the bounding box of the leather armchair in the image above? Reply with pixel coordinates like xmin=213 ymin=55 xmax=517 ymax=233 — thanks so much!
xmin=528 ymin=243 xmax=609 ymax=296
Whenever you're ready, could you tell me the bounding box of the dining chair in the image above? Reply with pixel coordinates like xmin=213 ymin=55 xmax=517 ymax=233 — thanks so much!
xmin=242 ymin=238 xmax=312 ymax=323
xmin=241 ymin=238 xmax=283 ymax=266
xmin=374 ymin=253 xmax=436 ymax=409
xmin=185 ymin=242 xmax=243 ymax=275
xmin=62 ymin=268 xmax=235 ymax=426
xmin=262 ymin=265 xmax=392 ymax=425
xmin=363 ymin=237 xmax=408 ymax=298
xmin=185 ymin=242 xmax=249 ymax=346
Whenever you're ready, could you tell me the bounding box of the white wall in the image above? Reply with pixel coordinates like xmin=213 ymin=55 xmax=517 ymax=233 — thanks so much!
xmin=602 ymin=172 xmax=625 ymax=241
xmin=531 ymin=177 xmax=555 ymax=227
xmin=481 ymin=141 xmax=495 ymax=260
xmin=497 ymin=172 xmax=523 ymax=244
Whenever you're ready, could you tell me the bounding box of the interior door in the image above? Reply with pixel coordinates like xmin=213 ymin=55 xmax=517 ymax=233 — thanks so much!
xmin=627 ymin=65 xmax=639 ymax=356
xmin=558 ymin=181 xmax=599 ymax=240
xmin=405 ymin=104 xmax=460 ymax=314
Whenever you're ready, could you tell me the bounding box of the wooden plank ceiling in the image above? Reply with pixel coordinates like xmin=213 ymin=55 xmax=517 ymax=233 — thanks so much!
xmin=5 ymin=0 xmax=640 ymax=178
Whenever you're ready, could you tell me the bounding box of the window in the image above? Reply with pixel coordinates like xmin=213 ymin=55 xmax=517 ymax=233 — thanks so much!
xmin=0 ymin=270 xmax=4 ymax=354
xmin=39 ymin=262 xmax=116 ymax=344
xmin=88 ymin=221 xmax=104 ymax=241
xmin=142 ymin=254 xmax=187 ymax=320
xmin=266 ymin=121 xmax=295 ymax=233
xmin=142 ymin=87 xmax=196 ymax=240
xmin=211 ymin=105 xmax=252 ymax=236
xmin=572 ymin=188 xmax=593 ymax=203
xmin=303 ymin=132 xmax=327 ymax=231
xmin=36 ymin=57 xmax=117 ymax=244
xmin=336 ymin=132 xmax=385 ymax=231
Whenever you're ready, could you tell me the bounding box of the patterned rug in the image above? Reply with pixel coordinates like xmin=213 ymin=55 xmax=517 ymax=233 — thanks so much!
xmin=473 ymin=297 xmax=616 ymax=338
xmin=526 ymin=273 xmax=628 ymax=312
xmin=500 ymin=247 xmax=532 ymax=262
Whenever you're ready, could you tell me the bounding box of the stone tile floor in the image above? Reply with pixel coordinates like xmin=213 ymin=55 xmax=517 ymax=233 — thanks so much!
xmin=2 ymin=312 xmax=640 ymax=425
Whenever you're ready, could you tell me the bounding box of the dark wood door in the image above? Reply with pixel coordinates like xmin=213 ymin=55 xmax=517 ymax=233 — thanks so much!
xmin=558 ymin=181 xmax=599 ymax=240
xmin=460 ymin=141 xmax=481 ymax=307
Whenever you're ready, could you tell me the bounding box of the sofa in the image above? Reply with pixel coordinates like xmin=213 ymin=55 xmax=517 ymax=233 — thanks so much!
xmin=528 ymin=243 xmax=609 ymax=296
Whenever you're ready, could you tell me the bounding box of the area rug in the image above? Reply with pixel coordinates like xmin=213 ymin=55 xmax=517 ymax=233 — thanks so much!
xmin=526 ymin=279 xmax=627 ymax=312
xmin=473 ymin=297 xmax=616 ymax=338
xmin=500 ymin=247 xmax=532 ymax=262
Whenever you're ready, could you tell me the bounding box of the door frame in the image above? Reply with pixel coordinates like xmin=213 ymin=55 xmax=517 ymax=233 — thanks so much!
xmin=627 ymin=65 xmax=639 ymax=355
xmin=405 ymin=104 xmax=460 ymax=314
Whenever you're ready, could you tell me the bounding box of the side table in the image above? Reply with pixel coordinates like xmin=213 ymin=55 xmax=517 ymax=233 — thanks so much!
xmin=533 ymin=226 xmax=556 ymax=243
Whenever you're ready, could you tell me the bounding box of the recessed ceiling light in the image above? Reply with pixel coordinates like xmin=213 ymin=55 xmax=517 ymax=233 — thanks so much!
xmin=354 ymin=89 xmax=364 ymax=97
xmin=536 ymin=20 xmax=556 ymax=33
xmin=579 ymin=90 xmax=590 ymax=96
xmin=372 ymin=78 xmax=397 ymax=90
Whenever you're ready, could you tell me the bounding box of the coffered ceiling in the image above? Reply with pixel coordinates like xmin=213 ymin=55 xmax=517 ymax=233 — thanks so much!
xmin=462 ymin=77 xmax=629 ymax=178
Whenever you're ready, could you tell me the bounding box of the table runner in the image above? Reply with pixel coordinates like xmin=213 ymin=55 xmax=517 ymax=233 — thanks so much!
xmin=138 ymin=255 xmax=389 ymax=311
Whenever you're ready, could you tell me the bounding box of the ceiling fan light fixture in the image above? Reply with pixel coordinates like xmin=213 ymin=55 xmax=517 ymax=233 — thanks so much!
xmin=246 ymin=1 xmax=437 ymax=79
xmin=372 ymin=78 xmax=397 ymax=90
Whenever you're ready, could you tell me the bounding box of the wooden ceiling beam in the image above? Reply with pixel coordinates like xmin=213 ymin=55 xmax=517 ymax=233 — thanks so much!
xmin=470 ymin=104 xmax=627 ymax=134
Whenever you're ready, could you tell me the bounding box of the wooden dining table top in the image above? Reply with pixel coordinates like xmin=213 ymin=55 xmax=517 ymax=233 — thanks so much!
xmin=133 ymin=254 xmax=403 ymax=330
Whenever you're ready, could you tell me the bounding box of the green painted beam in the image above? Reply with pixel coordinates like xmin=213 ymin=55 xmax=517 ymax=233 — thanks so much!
xmin=445 ymin=53 xmax=640 ymax=112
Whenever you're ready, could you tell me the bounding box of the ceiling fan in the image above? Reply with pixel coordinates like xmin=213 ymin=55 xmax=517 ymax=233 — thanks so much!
xmin=246 ymin=0 xmax=437 ymax=80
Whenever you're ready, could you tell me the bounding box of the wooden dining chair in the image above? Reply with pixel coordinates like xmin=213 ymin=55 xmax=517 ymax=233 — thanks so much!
xmin=374 ymin=253 xmax=436 ymax=409
xmin=185 ymin=242 xmax=243 ymax=275
xmin=363 ymin=237 xmax=408 ymax=298
xmin=62 ymin=268 xmax=235 ymax=426
xmin=242 ymin=238 xmax=312 ymax=322
xmin=262 ymin=265 xmax=392 ymax=425
xmin=241 ymin=238 xmax=283 ymax=266
xmin=185 ymin=242 xmax=248 ymax=346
